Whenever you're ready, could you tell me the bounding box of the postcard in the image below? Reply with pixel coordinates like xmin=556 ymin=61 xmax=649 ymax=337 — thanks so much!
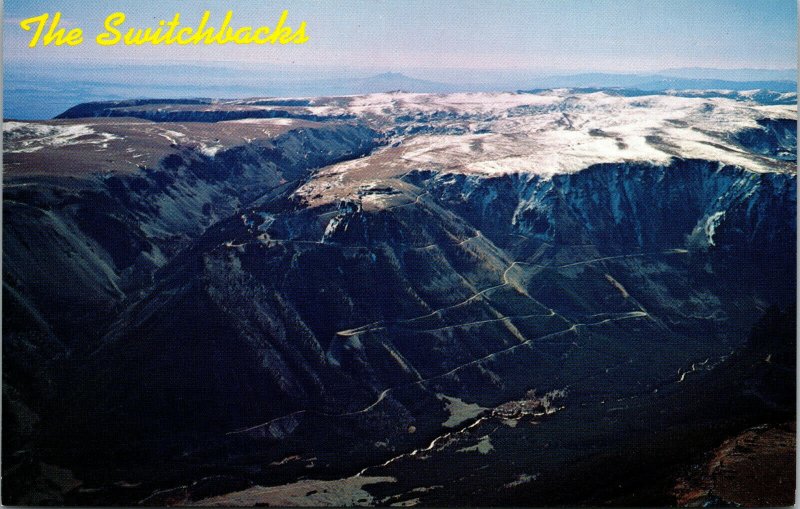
xmin=2 ymin=1 xmax=796 ymax=506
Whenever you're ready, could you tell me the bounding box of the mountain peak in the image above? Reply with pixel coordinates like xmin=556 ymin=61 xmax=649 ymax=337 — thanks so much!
xmin=372 ymin=71 xmax=408 ymax=79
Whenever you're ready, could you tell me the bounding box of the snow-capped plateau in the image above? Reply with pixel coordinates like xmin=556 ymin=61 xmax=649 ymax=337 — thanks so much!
xmin=292 ymin=91 xmax=795 ymax=205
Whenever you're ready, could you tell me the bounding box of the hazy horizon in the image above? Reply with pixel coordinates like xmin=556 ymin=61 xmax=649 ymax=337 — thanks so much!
xmin=4 ymin=62 xmax=798 ymax=120
xmin=4 ymin=0 xmax=797 ymax=119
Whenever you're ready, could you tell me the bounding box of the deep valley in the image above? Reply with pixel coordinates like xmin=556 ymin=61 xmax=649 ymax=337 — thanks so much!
xmin=2 ymin=89 xmax=796 ymax=506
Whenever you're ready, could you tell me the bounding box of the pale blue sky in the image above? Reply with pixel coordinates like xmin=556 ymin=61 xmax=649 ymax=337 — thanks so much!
xmin=3 ymin=0 xmax=797 ymax=72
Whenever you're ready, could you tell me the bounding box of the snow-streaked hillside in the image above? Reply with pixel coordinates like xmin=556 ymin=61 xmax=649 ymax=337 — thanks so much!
xmin=291 ymin=90 xmax=795 ymax=205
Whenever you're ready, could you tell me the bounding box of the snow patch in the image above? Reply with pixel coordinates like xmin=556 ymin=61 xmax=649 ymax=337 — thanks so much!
xmin=3 ymin=122 xmax=120 ymax=153
xmin=704 ymin=211 xmax=726 ymax=246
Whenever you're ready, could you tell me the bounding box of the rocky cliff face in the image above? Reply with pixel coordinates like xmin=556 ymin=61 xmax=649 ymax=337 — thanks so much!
xmin=2 ymin=90 xmax=795 ymax=505
xmin=4 ymin=123 xmax=377 ymax=336
xmin=419 ymin=159 xmax=795 ymax=299
xmin=3 ymin=122 xmax=380 ymax=503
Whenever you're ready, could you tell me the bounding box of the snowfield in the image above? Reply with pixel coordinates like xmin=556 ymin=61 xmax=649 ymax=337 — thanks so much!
xmin=3 ymin=121 xmax=120 ymax=153
xmin=5 ymin=89 xmax=794 ymax=188
xmin=294 ymin=90 xmax=795 ymax=204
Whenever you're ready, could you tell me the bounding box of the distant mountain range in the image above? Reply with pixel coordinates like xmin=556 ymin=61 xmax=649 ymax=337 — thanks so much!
xmin=518 ymin=73 xmax=796 ymax=92
xmin=312 ymin=72 xmax=458 ymax=94
xmin=658 ymin=67 xmax=796 ymax=81
xmin=267 ymin=71 xmax=798 ymax=95
xmin=3 ymin=64 xmax=796 ymax=120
